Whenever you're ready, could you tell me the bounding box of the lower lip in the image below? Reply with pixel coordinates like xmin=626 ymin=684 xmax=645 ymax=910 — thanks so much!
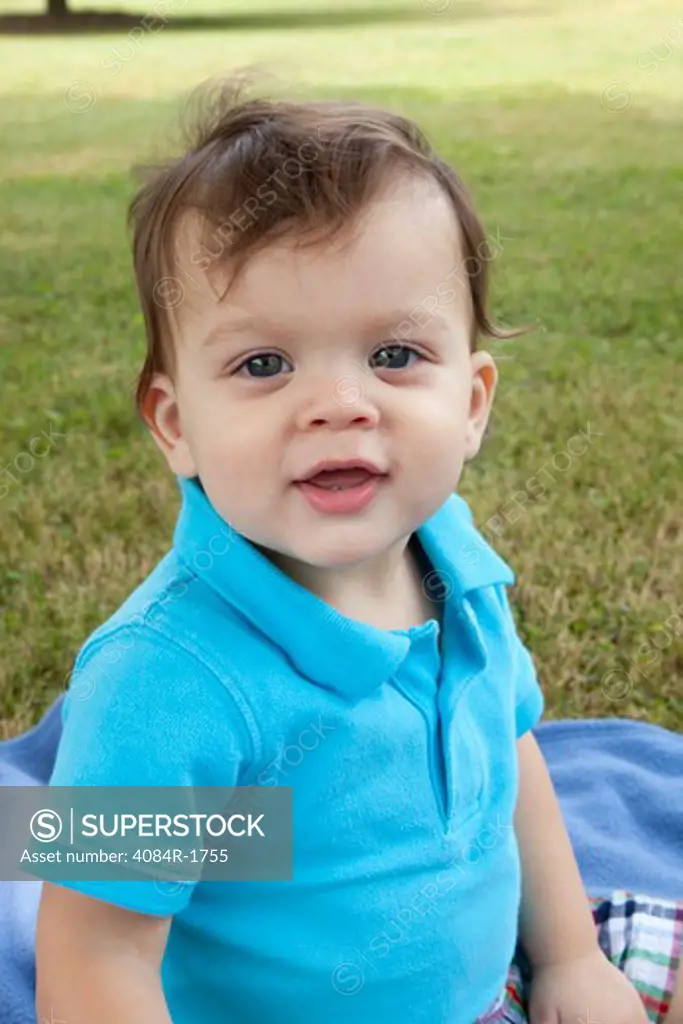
xmin=295 ymin=475 xmax=386 ymax=515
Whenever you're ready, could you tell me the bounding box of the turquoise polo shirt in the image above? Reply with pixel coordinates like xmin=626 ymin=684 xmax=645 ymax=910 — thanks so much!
xmin=49 ymin=474 xmax=544 ymax=1024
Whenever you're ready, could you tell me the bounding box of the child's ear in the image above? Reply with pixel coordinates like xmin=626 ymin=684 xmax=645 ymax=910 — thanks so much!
xmin=141 ymin=374 xmax=198 ymax=478
xmin=463 ymin=352 xmax=498 ymax=461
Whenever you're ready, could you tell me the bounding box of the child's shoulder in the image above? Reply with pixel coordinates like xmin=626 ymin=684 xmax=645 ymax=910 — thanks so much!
xmin=78 ymin=548 xmax=237 ymax=662
xmin=67 ymin=548 xmax=260 ymax=729
xmin=58 ymin=549 xmax=260 ymax=783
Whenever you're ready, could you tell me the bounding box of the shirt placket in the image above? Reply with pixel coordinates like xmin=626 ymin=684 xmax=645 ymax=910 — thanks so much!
xmin=390 ymin=625 xmax=449 ymax=830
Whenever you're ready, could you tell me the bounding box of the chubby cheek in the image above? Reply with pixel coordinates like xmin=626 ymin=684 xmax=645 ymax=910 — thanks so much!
xmin=191 ymin=393 xmax=274 ymax=467
xmin=395 ymin=387 xmax=469 ymax=458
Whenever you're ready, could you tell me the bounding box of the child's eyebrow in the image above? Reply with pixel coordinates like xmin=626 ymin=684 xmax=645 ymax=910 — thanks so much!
xmin=357 ymin=308 xmax=451 ymax=334
xmin=200 ymin=307 xmax=450 ymax=349
xmin=200 ymin=316 xmax=265 ymax=347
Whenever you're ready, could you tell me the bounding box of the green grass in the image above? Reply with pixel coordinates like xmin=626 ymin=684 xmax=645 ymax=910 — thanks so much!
xmin=1 ymin=0 xmax=682 ymax=737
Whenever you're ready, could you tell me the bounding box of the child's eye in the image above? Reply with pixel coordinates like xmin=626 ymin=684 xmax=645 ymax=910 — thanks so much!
xmin=370 ymin=344 xmax=422 ymax=370
xmin=235 ymin=353 xmax=293 ymax=378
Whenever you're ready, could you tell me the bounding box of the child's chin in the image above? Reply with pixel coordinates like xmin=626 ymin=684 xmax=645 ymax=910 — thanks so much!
xmin=295 ymin=533 xmax=388 ymax=569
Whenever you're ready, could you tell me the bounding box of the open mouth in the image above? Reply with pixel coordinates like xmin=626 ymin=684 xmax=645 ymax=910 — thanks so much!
xmin=302 ymin=467 xmax=379 ymax=491
xmin=294 ymin=463 xmax=388 ymax=515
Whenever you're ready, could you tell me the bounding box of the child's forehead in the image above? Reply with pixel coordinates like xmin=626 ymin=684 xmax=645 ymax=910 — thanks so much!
xmin=172 ymin=181 xmax=464 ymax=305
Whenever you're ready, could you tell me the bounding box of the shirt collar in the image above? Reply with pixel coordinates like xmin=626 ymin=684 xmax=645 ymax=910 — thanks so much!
xmin=172 ymin=475 xmax=514 ymax=702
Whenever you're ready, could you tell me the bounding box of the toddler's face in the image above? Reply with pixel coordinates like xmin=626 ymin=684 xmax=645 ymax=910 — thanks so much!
xmin=149 ymin=176 xmax=497 ymax=570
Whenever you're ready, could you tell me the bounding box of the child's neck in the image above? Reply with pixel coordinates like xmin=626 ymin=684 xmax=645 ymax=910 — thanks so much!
xmin=264 ymin=534 xmax=442 ymax=633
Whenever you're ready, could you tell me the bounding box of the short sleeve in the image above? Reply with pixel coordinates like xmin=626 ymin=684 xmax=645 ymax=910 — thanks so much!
xmin=45 ymin=626 xmax=252 ymax=916
xmin=493 ymin=584 xmax=545 ymax=737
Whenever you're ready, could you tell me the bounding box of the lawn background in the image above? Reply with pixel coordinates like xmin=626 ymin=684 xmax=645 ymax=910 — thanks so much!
xmin=1 ymin=0 xmax=681 ymax=737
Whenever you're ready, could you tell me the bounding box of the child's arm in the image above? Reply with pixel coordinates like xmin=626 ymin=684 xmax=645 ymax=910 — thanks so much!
xmin=36 ymin=881 xmax=174 ymax=1023
xmin=514 ymin=732 xmax=647 ymax=1023
xmin=514 ymin=731 xmax=597 ymax=964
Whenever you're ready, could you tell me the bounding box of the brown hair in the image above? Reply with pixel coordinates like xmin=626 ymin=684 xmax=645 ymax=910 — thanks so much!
xmin=128 ymin=74 xmax=519 ymax=424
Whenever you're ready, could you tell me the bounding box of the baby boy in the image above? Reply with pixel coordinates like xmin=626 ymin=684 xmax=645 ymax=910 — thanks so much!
xmin=35 ymin=79 xmax=682 ymax=1024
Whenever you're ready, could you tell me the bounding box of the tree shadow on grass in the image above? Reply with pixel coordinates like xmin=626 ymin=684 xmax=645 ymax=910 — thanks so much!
xmin=0 ymin=1 xmax=540 ymax=35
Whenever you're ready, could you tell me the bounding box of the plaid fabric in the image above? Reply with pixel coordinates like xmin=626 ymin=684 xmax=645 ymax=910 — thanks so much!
xmin=477 ymin=891 xmax=683 ymax=1024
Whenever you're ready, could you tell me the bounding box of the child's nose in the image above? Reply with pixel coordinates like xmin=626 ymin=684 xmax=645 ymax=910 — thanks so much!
xmin=294 ymin=370 xmax=381 ymax=431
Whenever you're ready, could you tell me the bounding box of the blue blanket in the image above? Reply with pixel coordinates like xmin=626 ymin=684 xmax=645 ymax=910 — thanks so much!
xmin=1 ymin=696 xmax=682 ymax=1024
